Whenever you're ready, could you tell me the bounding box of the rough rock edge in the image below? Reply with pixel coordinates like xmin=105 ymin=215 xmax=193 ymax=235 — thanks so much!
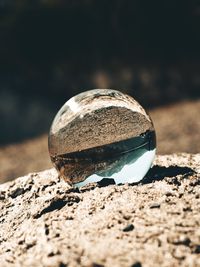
xmin=0 ymin=153 xmax=200 ymax=267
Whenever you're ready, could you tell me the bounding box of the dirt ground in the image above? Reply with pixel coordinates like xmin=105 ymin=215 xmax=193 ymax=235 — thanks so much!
xmin=0 ymin=99 xmax=200 ymax=183
xmin=0 ymin=153 xmax=199 ymax=267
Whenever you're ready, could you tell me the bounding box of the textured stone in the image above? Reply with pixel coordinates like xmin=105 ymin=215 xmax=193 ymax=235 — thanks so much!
xmin=0 ymin=153 xmax=199 ymax=267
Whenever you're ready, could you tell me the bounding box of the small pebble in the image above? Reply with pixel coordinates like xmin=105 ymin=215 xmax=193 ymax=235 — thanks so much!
xmin=9 ymin=187 xmax=25 ymax=198
xmin=192 ymin=245 xmax=200 ymax=254
xmin=131 ymin=262 xmax=142 ymax=267
xmin=0 ymin=191 xmax=5 ymax=200
xmin=122 ymin=224 xmax=134 ymax=232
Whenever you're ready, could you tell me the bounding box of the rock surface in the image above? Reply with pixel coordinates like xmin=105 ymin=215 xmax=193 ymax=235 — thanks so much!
xmin=0 ymin=153 xmax=200 ymax=267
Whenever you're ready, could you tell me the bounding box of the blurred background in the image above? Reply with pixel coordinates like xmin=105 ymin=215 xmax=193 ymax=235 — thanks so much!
xmin=0 ymin=0 xmax=200 ymax=183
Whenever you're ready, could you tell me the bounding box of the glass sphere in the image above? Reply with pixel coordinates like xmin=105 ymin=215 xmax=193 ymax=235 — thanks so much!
xmin=48 ymin=89 xmax=156 ymax=187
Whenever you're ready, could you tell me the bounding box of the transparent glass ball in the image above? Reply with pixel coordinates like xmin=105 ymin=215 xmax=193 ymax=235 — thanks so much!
xmin=48 ymin=89 xmax=156 ymax=187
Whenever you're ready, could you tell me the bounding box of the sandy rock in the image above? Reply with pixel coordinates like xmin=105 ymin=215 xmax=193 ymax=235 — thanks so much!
xmin=0 ymin=154 xmax=200 ymax=267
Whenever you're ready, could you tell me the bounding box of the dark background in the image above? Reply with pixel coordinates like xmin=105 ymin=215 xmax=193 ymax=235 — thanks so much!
xmin=0 ymin=0 xmax=200 ymax=144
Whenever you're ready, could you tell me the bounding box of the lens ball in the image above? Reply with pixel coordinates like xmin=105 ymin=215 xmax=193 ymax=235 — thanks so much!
xmin=48 ymin=89 xmax=156 ymax=186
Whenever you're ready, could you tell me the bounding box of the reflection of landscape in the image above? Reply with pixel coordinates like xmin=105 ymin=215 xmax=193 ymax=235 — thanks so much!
xmin=76 ymin=138 xmax=156 ymax=187
xmin=0 ymin=1 xmax=200 ymax=182
xmin=52 ymin=130 xmax=156 ymax=185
